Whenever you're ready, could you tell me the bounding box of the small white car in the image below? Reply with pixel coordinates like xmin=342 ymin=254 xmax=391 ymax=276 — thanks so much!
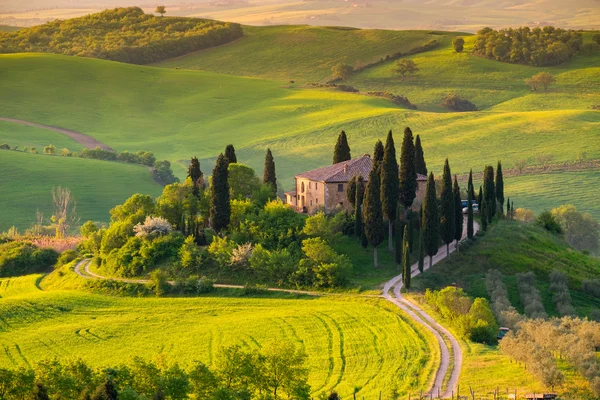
xmin=462 ymin=204 xmax=479 ymax=214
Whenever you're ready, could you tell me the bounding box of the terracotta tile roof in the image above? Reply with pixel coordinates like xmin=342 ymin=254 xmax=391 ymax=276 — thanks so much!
xmin=417 ymin=173 xmax=427 ymax=181
xmin=295 ymin=155 xmax=373 ymax=183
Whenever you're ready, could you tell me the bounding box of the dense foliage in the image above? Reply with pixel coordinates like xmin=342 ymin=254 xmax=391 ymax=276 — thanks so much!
xmin=0 ymin=7 xmax=243 ymax=64
xmin=0 ymin=241 xmax=58 ymax=277
xmin=440 ymin=93 xmax=477 ymax=112
xmin=474 ymin=26 xmax=583 ymax=66
xmin=0 ymin=341 xmax=310 ymax=400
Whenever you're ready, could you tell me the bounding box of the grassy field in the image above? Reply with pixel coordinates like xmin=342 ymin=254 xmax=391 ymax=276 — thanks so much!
xmin=156 ymin=26 xmax=452 ymax=83
xmin=0 ymin=25 xmax=20 ymax=32
xmin=0 ymin=268 xmax=438 ymax=398
xmin=0 ymin=151 xmax=162 ymax=231
xmin=0 ymin=120 xmax=84 ymax=152
xmin=505 ymin=170 xmax=600 ymax=220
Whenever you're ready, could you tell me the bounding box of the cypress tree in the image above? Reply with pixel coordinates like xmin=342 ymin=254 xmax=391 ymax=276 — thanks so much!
xmin=224 ymin=144 xmax=237 ymax=164
xmin=483 ymin=165 xmax=496 ymax=221
xmin=453 ymin=176 xmax=463 ymax=252
xmin=402 ymin=226 xmax=411 ymax=290
xmin=347 ymin=176 xmax=357 ymax=207
xmin=506 ymin=197 xmax=511 ymax=218
xmin=407 ymin=214 xmax=415 ymax=253
xmin=422 ymin=172 xmax=439 ymax=269
xmin=477 ymin=186 xmax=483 ymax=207
xmin=467 ymin=183 xmax=474 ymax=239
xmin=394 ymin=215 xmax=404 ymax=267
xmin=481 ymin=196 xmax=488 ymax=232
xmin=263 ymin=148 xmax=277 ymax=188
xmin=363 ymin=164 xmax=385 ymax=267
xmin=354 ymin=176 xmax=365 ymax=239
xmin=496 ymin=160 xmax=504 ymax=214
xmin=417 ymin=231 xmax=425 ymax=273
xmin=361 ymin=230 xmax=369 ymax=248
xmin=210 ymin=153 xmax=231 ymax=233
xmin=467 ymin=169 xmax=475 ymax=200
xmin=188 ymin=157 xmax=203 ymax=197
xmin=511 ymin=201 xmax=514 ymax=219
xmin=399 ymin=127 xmax=418 ymax=218
xmin=439 ymin=159 xmax=455 ymax=256
xmin=414 ymin=134 xmax=427 ymax=176
xmin=381 ymin=130 xmax=400 ymax=251
xmin=333 ymin=130 xmax=351 ymax=164
xmin=373 ymin=140 xmax=384 ymax=166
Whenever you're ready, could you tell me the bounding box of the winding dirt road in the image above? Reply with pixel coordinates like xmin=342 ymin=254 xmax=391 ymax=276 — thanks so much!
xmin=0 ymin=117 xmax=113 ymax=151
xmin=383 ymin=219 xmax=479 ymax=398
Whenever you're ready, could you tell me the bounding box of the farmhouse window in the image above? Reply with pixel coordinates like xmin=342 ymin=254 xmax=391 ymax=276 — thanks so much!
xmin=338 ymin=184 xmax=343 ymax=192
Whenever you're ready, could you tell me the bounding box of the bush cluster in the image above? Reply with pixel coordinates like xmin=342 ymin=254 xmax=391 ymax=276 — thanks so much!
xmin=549 ymin=269 xmax=576 ymax=316
xmin=582 ymin=279 xmax=600 ymax=298
xmin=536 ymin=210 xmax=562 ymax=234
xmin=366 ymin=91 xmax=417 ymax=109
xmin=354 ymin=39 xmax=440 ymax=72
xmin=485 ymin=270 xmax=523 ymax=329
xmin=0 ymin=7 xmax=243 ymax=64
xmin=0 ymin=241 xmax=58 ymax=277
xmin=516 ymin=272 xmax=548 ymax=319
xmin=424 ymin=286 xmax=498 ymax=343
xmin=440 ymin=93 xmax=477 ymax=112
xmin=0 ymin=341 xmax=310 ymax=400
xmin=474 ymin=26 xmax=583 ymax=66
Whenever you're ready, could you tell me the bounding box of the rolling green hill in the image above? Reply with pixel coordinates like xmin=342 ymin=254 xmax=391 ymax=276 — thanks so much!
xmin=0 ymin=151 xmax=162 ymax=231
xmin=0 ymin=270 xmax=438 ymax=399
xmin=0 ymin=120 xmax=84 ymax=152
xmin=156 ymin=25 xmax=454 ymax=82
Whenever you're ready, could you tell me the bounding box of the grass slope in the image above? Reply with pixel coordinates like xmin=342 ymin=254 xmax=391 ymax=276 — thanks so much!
xmin=0 ymin=151 xmax=162 ymax=231
xmin=0 ymin=120 xmax=84 ymax=152
xmin=505 ymin=170 xmax=600 ymax=220
xmin=156 ymin=26 xmax=450 ymax=82
xmin=0 ymin=271 xmax=438 ymax=398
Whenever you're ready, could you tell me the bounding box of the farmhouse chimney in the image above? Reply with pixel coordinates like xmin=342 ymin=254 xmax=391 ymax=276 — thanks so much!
xmin=344 ymin=164 xmax=348 ymax=174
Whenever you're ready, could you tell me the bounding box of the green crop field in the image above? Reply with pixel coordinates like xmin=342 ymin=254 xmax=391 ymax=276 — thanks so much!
xmin=0 ymin=120 xmax=84 ymax=152
xmin=505 ymin=170 xmax=600 ymax=220
xmin=0 ymin=268 xmax=438 ymax=398
xmin=156 ymin=25 xmax=454 ymax=83
xmin=0 ymin=151 xmax=162 ymax=231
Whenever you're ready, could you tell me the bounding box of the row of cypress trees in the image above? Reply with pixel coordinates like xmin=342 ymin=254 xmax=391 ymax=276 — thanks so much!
xmin=187 ymin=145 xmax=277 ymax=234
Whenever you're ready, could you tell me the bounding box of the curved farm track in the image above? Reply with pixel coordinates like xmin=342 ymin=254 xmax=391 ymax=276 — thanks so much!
xmin=0 ymin=117 xmax=113 ymax=151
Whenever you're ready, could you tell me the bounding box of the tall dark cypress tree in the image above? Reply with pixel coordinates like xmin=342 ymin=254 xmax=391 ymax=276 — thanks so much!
xmin=483 ymin=165 xmax=496 ymax=222
xmin=414 ymin=134 xmax=427 ymax=176
xmin=354 ymin=176 xmax=365 ymax=239
xmin=417 ymin=231 xmax=425 ymax=273
xmin=399 ymin=127 xmax=417 ymax=218
xmin=496 ymin=160 xmax=504 ymax=215
xmin=467 ymin=169 xmax=475 ymax=200
xmin=363 ymin=164 xmax=385 ymax=267
xmin=506 ymin=197 xmax=511 ymax=218
xmin=188 ymin=157 xmax=203 ymax=196
xmin=210 ymin=153 xmax=231 ymax=233
xmin=394 ymin=214 xmax=404 ymax=268
xmin=333 ymin=130 xmax=351 ymax=164
xmin=422 ymin=172 xmax=439 ymax=269
xmin=439 ymin=159 xmax=455 ymax=256
xmin=381 ymin=130 xmax=400 ymax=251
xmin=402 ymin=225 xmax=411 ymax=290
xmin=373 ymin=140 xmax=384 ymax=166
xmin=224 ymin=144 xmax=237 ymax=164
xmin=481 ymin=196 xmax=488 ymax=232
xmin=453 ymin=176 xmax=463 ymax=252
xmin=477 ymin=186 xmax=483 ymax=207
xmin=263 ymin=148 xmax=277 ymax=189
xmin=467 ymin=183 xmax=474 ymax=239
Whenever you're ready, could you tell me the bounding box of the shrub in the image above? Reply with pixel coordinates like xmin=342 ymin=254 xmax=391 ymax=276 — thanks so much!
xmin=230 ymin=243 xmax=254 ymax=269
xmin=514 ymin=208 xmax=535 ymax=222
xmin=0 ymin=241 xmax=59 ymax=277
xmin=133 ymin=216 xmax=173 ymax=237
xmin=440 ymin=93 xmax=477 ymax=111
xmin=331 ymin=64 xmax=353 ymax=80
xmin=0 ymin=143 xmax=10 ymax=150
xmin=152 ymin=160 xmax=179 ymax=185
xmin=536 ymin=210 xmax=563 ymax=234
xmin=516 ymin=272 xmax=548 ymax=319
xmin=207 ymin=236 xmax=235 ymax=268
xmin=56 ymin=249 xmax=78 ymax=268
xmin=147 ymin=269 xmax=171 ymax=296
xmin=248 ymin=245 xmax=297 ymax=284
xmin=582 ymin=279 xmax=600 ymax=298
xmin=179 ymin=236 xmax=207 ymax=271
xmin=295 ymin=238 xmax=352 ymax=288
xmin=366 ymin=91 xmax=417 ymax=109
xmin=549 ymin=269 xmax=575 ymax=316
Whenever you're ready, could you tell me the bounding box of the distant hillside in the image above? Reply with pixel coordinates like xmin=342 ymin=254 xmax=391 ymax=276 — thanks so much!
xmin=0 ymin=7 xmax=242 ymax=64
xmin=157 ymin=25 xmax=456 ymax=82
xmin=0 ymin=25 xmax=20 ymax=32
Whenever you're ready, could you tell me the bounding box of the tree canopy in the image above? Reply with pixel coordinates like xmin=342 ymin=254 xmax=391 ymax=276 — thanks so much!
xmin=333 ymin=131 xmax=351 ymax=164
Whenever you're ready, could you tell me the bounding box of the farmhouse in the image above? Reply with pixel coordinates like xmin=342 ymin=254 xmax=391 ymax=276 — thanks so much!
xmin=284 ymin=154 xmax=427 ymax=214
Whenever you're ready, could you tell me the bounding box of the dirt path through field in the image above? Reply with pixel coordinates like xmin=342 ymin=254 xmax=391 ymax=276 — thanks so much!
xmin=383 ymin=218 xmax=479 ymax=398
xmin=0 ymin=117 xmax=113 ymax=151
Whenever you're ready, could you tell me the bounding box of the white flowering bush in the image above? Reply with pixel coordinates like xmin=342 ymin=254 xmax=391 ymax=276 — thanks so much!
xmin=134 ymin=216 xmax=172 ymax=237
xmin=230 ymin=242 xmax=254 ymax=268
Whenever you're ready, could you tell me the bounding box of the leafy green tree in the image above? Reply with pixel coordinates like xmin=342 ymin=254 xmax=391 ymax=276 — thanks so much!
xmin=31 ymin=382 xmax=50 ymax=400
xmin=422 ymin=173 xmax=440 ymax=269
xmin=417 ymin=231 xmax=425 ymax=273
xmin=453 ymin=176 xmax=463 ymax=251
xmin=188 ymin=157 xmax=203 ymax=195
xmin=224 ymin=145 xmax=237 ymax=164
xmin=402 ymin=226 xmax=411 ymax=290
xmin=263 ymin=148 xmax=277 ymax=190
xmin=189 ymin=362 xmax=219 ymax=399
xmin=299 ymin=238 xmax=352 ymax=287
xmin=210 ymin=154 xmax=231 ymax=233
xmin=414 ymin=134 xmax=427 ymax=176
xmin=373 ymin=140 xmax=384 ymax=166
xmin=155 ymin=5 xmax=166 ymax=16
xmin=399 ymin=127 xmax=417 ymax=218
xmin=453 ymin=37 xmax=465 ymax=53
xmin=333 ymin=130 xmax=351 ymax=164
xmin=496 ymin=161 xmax=504 ymax=213
xmin=363 ymin=163 xmax=385 ymax=267
xmin=331 ymin=64 xmax=353 ymax=80
xmin=228 ymin=163 xmax=261 ymax=200
xmin=381 ymin=130 xmax=399 ymax=251
xmin=483 ymin=165 xmax=496 ymax=222
xmin=91 ymin=379 xmax=118 ymax=400
xmin=80 ymin=220 xmax=99 ymax=238
xmin=259 ymin=341 xmax=309 ymax=399
xmin=392 ymin=59 xmax=418 ymax=80
xmin=439 ymin=159 xmax=455 ymax=256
